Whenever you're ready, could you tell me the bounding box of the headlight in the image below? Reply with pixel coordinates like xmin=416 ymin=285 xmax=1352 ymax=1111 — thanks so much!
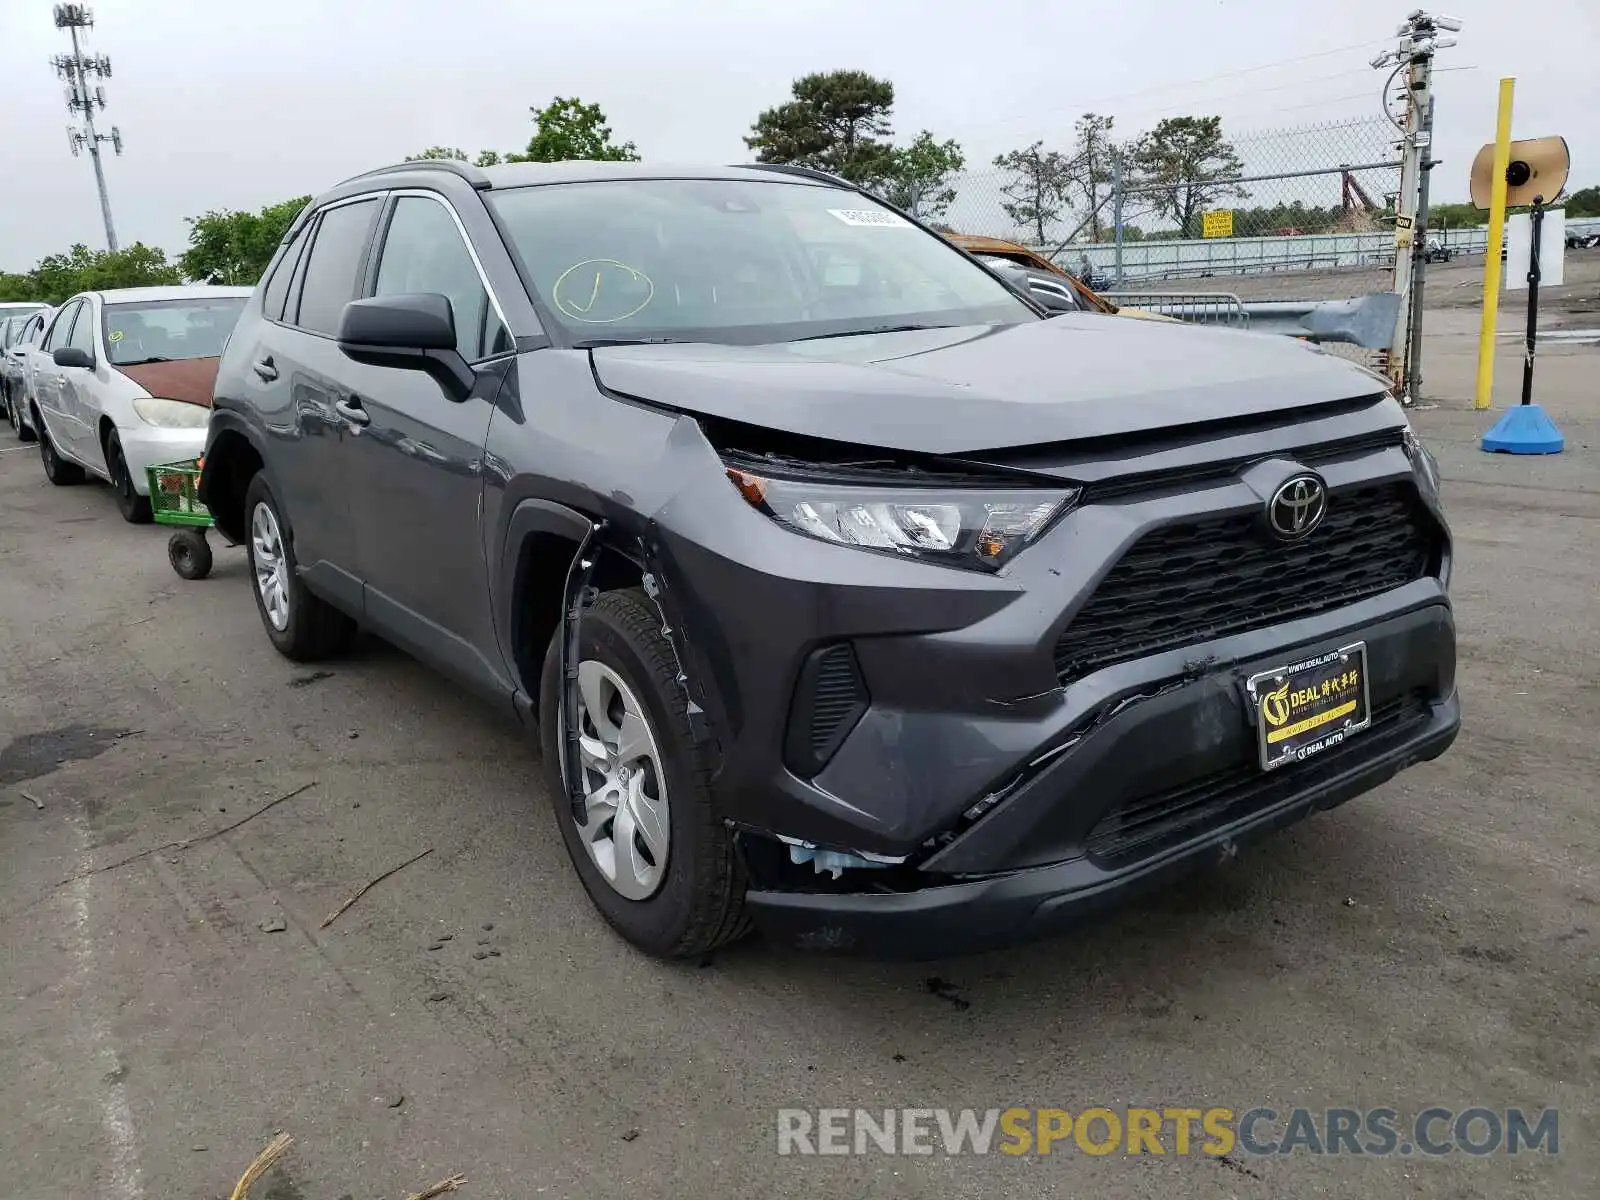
xmin=1402 ymin=425 xmax=1442 ymax=497
xmin=132 ymin=397 xmax=210 ymax=429
xmin=725 ymin=467 xmax=1076 ymax=571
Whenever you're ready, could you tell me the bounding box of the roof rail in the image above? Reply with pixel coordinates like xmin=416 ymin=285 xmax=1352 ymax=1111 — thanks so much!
xmin=737 ymin=162 xmax=853 ymax=189
xmin=340 ymin=159 xmax=493 ymax=190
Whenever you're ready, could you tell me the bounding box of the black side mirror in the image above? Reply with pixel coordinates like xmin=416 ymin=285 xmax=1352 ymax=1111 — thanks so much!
xmin=337 ymin=293 xmax=475 ymax=400
xmin=338 ymin=293 xmax=457 ymax=351
xmin=53 ymin=346 xmax=94 ymax=369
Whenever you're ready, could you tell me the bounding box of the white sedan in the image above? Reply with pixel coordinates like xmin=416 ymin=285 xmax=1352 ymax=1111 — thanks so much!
xmin=30 ymin=285 xmax=251 ymax=522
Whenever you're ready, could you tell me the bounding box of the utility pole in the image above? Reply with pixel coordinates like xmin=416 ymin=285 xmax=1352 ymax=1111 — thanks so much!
xmin=1405 ymin=95 xmax=1437 ymax=398
xmin=1372 ymin=9 xmax=1459 ymax=404
xmin=52 ymin=4 xmax=122 ymax=252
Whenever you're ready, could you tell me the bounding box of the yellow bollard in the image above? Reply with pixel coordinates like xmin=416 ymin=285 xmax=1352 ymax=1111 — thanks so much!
xmin=1474 ymin=79 xmax=1516 ymax=410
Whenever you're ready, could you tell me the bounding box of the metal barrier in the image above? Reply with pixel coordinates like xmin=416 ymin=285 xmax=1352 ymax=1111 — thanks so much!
xmin=1106 ymin=290 xmax=1403 ymax=350
xmin=1103 ymin=292 xmax=1248 ymax=327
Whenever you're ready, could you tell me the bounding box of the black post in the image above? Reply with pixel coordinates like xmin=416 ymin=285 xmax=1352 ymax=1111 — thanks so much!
xmin=1520 ymin=196 xmax=1544 ymax=406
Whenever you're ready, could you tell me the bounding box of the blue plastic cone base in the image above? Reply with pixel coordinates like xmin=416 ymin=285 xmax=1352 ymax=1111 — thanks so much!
xmin=1481 ymin=404 xmax=1565 ymax=454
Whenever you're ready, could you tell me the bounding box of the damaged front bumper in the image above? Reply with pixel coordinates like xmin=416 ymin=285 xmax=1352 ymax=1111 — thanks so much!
xmin=741 ymin=599 xmax=1458 ymax=958
xmin=747 ymin=688 xmax=1458 ymax=959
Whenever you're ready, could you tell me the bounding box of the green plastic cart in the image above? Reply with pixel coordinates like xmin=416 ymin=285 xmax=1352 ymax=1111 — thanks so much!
xmin=146 ymin=460 xmax=217 ymax=580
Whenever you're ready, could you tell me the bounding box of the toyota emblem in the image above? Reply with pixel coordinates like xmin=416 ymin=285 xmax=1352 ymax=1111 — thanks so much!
xmin=1267 ymin=474 xmax=1328 ymax=540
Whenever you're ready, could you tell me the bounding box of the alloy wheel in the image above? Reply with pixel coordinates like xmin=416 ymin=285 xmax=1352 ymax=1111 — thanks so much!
xmin=250 ymin=501 xmax=291 ymax=632
xmin=571 ymin=660 xmax=670 ymax=900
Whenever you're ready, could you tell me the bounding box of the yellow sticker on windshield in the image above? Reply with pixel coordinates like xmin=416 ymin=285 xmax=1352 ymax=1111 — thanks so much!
xmin=109 ymin=329 xmax=124 ymax=342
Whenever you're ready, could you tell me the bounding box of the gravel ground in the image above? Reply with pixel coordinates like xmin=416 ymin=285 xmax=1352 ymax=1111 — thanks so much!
xmin=1 ymin=314 xmax=1595 ymax=1199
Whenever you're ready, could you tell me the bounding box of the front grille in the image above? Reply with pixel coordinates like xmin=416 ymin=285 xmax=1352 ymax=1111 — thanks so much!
xmin=1085 ymin=693 xmax=1430 ymax=864
xmin=1053 ymin=482 xmax=1438 ymax=684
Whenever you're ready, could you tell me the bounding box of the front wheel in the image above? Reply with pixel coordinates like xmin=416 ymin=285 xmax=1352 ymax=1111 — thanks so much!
xmin=539 ymin=587 xmax=749 ymax=959
xmin=105 ymin=430 xmax=153 ymax=523
xmin=39 ymin=420 xmax=84 ymax=485
xmin=15 ymin=401 xmax=37 ymax=443
xmin=242 ymin=473 xmax=356 ymax=661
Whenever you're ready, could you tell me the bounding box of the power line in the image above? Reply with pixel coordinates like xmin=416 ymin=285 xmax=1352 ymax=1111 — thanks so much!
xmin=1103 ymin=67 xmax=1379 ymax=125
xmin=966 ymin=38 xmax=1392 ymax=135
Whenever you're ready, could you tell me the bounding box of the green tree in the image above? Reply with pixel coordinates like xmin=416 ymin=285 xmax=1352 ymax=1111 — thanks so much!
xmin=1562 ymin=185 xmax=1600 ymax=218
xmin=879 ymin=131 xmax=965 ymax=218
xmin=1066 ymin=113 xmax=1116 ymax=241
xmin=509 ymin=96 xmax=638 ymax=163
xmin=180 ymin=196 xmax=310 ymax=285
xmin=1130 ymin=116 xmax=1245 ymax=238
xmin=0 ymin=271 xmax=34 ymax=302
xmin=405 ymin=145 xmax=504 ymax=167
xmin=405 ymin=146 xmax=469 ymax=162
xmin=10 ymin=242 xmax=183 ymax=303
xmin=993 ymin=141 xmax=1074 ymax=245
xmin=745 ymin=70 xmax=897 ymax=184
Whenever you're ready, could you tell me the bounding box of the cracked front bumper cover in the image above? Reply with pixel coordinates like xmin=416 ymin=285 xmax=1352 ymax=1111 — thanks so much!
xmin=746 ymin=689 xmax=1458 ymax=959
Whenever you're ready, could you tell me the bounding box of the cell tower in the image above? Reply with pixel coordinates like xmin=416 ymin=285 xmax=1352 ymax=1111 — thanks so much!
xmin=52 ymin=4 xmax=122 ymax=252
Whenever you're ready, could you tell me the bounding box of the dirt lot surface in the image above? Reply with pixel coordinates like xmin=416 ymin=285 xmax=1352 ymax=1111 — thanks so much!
xmin=2 ymin=300 xmax=1596 ymax=1198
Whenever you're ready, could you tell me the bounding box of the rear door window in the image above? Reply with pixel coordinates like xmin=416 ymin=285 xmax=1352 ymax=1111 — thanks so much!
xmin=293 ymin=199 xmax=381 ymax=335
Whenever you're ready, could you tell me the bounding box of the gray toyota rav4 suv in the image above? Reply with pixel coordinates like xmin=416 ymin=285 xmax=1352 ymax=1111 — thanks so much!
xmin=200 ymin=159 xmax=1458 ymax=959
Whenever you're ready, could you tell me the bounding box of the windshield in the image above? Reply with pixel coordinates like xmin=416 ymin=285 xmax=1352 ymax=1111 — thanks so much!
xmin=102 ymin=297 xmax=248 ymax=366
xmin=488 ymin=179 xmax=1034 ymax=344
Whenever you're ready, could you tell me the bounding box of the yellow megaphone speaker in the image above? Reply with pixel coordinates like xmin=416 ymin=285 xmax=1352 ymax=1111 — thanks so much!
xmin=1470 ymin=135 xmax=1570 ymax=209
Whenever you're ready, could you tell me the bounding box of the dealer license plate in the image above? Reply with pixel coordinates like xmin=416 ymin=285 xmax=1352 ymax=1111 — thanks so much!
xmin=1246 ymin=642 xmax=1372 ymax=771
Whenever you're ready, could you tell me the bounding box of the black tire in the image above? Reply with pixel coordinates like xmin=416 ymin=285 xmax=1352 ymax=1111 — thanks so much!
xmin=16 ymin=401 xmax=37 ymax=443
xmin=242 ymin=472 xmax=356 ymax=661
xmin=39 ymin=419 xmax=84 ymax=485
xmin=539 ymin=587 xmax=749 ymax=959
xmin=105 ymin=430 xmax=153 ymax=523
xmin=168 ymin=529 xmax=213 ymax=580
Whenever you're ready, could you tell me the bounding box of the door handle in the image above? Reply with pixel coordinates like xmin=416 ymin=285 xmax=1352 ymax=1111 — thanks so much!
xmin=252 ymin=357 xmax=278 ymax=382
xmin=333 ymin=397 xmax=370 ymax=426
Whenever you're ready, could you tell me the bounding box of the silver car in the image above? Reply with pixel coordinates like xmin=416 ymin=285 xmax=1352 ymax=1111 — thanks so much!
xmin=29 ymin=286 xmax=250 ymax=522
xmin=2 ymin=308 xmax=52 ymax=439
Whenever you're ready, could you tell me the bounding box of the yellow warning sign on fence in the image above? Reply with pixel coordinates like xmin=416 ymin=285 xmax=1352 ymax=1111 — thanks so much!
xmin=1202 ymin=210 xmax=1234 ymax=238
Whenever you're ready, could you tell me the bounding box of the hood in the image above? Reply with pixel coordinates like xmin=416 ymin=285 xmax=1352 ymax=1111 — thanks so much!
xmin=115 ymin=357 xmax=221 ymax=408
xmin=590 ymin=318 xmax=1384 ymax=454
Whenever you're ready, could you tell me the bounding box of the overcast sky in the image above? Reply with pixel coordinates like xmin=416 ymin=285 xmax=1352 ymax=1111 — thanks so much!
xmin=0 ymin=0 xmax=1593 ymax=268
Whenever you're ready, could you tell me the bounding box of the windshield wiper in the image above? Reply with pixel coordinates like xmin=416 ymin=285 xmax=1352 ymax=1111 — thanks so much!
xmin=571 ymin=337 xmax=688 ymax=349
xmin=117 ymin=355 xmax=175 ymax=365
xmin=790 ymin=323 xmax=959 ymax=343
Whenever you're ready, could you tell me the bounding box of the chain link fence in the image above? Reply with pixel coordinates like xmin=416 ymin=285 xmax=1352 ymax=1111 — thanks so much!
xmin=932 ymin=117 xmax=1403 ymax=282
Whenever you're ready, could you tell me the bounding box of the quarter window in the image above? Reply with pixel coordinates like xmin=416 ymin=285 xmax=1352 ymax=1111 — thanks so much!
xmin=42 ymin=301 xmax=81 ymax=351
xmin=67 ymin=301 xmax=99 ymax=356
xmin=262 ymin=222 xmax=314 ymax=323
xmin=373 ymin=196 xmax=508 ymax=361
xmin=293 ymin=199 xmax=381 ymax=335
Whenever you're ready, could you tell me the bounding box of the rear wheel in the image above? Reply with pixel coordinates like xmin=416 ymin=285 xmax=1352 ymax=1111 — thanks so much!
xmin=39 ymin=419 xmax=84 ymax=485
xmin=105 ymin=430 xmax=153 ymax=523
xmin=243 ymin=473 xmax=356 ymax=661
xmin=539 ymin=587 xmax=749 ymax=959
